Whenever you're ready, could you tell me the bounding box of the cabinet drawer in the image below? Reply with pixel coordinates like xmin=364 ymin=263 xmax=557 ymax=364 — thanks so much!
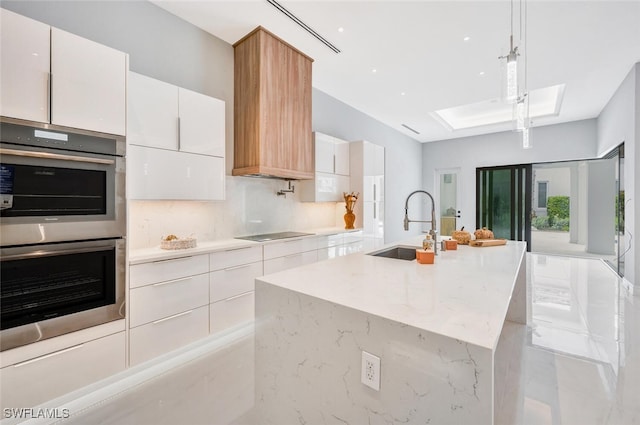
xmin=343 ymin=230 xmax=364 ymax=244
xmin=130 ymin=254 xmax=209 ymax=289
xmin=210 ymin=261 xmax=262 ymax=303
xmin=210 ymin=291 xmax=254 ymax=335
xmin=316 ymin=234 xmax=344 ymax=249
xmin=209 ymin=245 xmax=262 ymax=271
xmin=0 ymin=332 xmax=125 ymax=410
xmin=263 ymin=237 xmax=317 ymax=260
xmin=130 ymin=273 xmax=209 ymax=327
xmin=263 ymin=250 xmax=317 ymax=275
xmin=129 ymin=305 xmax=209 ymax=366
xmin=339 ymin=240 xmax=364 ymax=256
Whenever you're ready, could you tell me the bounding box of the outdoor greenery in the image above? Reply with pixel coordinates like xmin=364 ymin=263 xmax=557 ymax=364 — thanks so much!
xmin=616 ymin=191 xmax=625 ymax=232
xmin=547 ymin=196 xmax=570 ymax=220
xmin=532 ymin=196 xmax=571 ymax=232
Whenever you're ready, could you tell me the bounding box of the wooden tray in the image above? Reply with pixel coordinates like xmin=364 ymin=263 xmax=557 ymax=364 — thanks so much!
xmin=469 ymin=239 xmax=507 ymax=247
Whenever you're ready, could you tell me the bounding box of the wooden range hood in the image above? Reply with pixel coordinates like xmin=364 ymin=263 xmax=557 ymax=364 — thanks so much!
xmin=232 ymin=26 xmax=314 ymax=180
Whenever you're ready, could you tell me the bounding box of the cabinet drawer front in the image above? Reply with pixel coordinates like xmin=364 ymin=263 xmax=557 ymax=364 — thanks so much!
xmin=130 ymin=273 xmax=209 ymax=328
xmin=209 ymin=245 xmax=262 ymax=271
xmin=130 ymin=254 xmax=209 ymax=288
xmin=317 ymin=234 xmax=344 ymax=249
xmin=263 ymin=250 xmax=317 ymax=275
xmin=263 ymin=237 xmax=317 ymax=260
xmin=343 ymin=230 xmax=364 ymax=244
xmin=0 ymin=332 xmax=125 ymax=410
xmin=129 ymin=305 xmax=209 ymax=366
xmin=340 ymin=240 xmax=364 ymax=256
xmin=210 ymin=261 xmax=262 ymax=303
xmin=210 ymin=291 xmax=254 ymax=335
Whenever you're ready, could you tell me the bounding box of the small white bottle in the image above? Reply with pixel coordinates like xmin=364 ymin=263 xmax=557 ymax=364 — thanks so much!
xmin=422 ymin=234 xmax=434 ymax=251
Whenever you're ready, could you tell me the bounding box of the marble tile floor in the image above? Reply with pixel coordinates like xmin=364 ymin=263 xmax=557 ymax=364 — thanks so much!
xmin=52 ymin=254 xmax=638 ymax=425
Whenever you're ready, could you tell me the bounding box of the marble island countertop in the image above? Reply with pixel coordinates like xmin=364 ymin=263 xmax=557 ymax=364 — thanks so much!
xmin=257 ymin=235 xmax=527 ymax=350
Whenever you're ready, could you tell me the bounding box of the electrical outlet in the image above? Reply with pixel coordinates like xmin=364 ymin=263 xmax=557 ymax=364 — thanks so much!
xmin=361 ymin=350 xmax=381 ymax=391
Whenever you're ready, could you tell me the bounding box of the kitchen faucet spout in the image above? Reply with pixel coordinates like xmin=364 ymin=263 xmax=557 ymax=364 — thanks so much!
xmin=403 ymin=190 xmax=438 ymax=255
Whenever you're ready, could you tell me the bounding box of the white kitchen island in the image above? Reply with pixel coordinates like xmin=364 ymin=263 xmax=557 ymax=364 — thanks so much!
xmin=254 ymin=236 xmax=527 ymax=424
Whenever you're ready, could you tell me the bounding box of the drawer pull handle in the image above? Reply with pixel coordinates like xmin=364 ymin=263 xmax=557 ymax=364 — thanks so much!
xmin=284 ymin=253 xmax=302 ymax=259
xmin=152 ymin=277 xmax=192 ymax=287
xmin=152 ymin=256 xmax=193 ymax=264
xmin=225 ymin=291 xmax=253 ymax=302
xmin=223 ymin=246 xmax=255 ymax=253
xmin=225 ymin=264 xmax=251 ymax=272
xmin=152 ymin=310 xmax=193 ymax=325
xmin=14 ymin=344 xmax=85 ymax=368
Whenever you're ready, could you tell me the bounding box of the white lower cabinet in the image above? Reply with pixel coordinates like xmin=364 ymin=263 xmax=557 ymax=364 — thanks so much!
xmin=210 ymin=261 xmax=262 ymax=303
xmin=129 ymin=273 xmax=209 ymax=327
xmin=210 ymin=291 xmax=255 ymax=334
xmin=263 ymin=250 xmax=317 ymax=275
xmin=0 ymin=331 xmax=125 ymax=410
xmin=129 ymin=305 xmax=209 ymax=366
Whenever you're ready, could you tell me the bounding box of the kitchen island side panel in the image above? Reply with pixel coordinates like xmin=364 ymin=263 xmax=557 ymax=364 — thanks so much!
xmin=254 ymin=281 xmax=494 ymax=424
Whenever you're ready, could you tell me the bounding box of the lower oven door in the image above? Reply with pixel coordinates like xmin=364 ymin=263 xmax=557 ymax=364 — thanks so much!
xmin=0 ymin=238 xmax=125 ymax=351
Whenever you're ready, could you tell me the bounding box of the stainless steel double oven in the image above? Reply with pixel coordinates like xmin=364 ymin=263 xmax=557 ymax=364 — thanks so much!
xmin=0 ymin=118 xmax=126 ymax=351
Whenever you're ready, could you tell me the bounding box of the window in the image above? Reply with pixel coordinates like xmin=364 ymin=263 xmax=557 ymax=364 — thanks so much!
xmin=537 ymin=182 xmax=548 ymax=208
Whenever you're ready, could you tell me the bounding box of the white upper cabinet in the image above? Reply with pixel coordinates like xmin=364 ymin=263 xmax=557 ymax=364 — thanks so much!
xmin=127 ymin=71 xmax=179 ymax=150
xmin=0 ymin=10 xmax=127 ymax=135
xmin=314 ymin=132 xmax=350 ymax=176
xmin=51 ymin=28 xmax=126 ymax=135
xmin=300 ymin=132 xmax=350 ymax=202
xmin=0 ymin=9 xmax=50 ymax=123
xmin=128 ymin=72 xmax=225 ymax=157
xmin=178 ymin=88 xmax=225 ymax=157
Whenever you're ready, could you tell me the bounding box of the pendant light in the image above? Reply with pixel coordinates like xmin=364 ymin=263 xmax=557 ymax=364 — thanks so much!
xmin=499 ymin=0 xmax=519 ymax=103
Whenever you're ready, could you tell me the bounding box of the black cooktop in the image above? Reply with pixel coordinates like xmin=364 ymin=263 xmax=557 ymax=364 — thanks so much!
xmin=235 ymin=231 xmax=314 ymax=242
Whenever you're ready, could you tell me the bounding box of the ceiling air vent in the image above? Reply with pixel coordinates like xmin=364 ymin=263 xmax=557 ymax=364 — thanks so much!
xmin=266 ymin=0 xmax=341 ymax=54
xmin=401 ymin=124 xmax=420 ymax=135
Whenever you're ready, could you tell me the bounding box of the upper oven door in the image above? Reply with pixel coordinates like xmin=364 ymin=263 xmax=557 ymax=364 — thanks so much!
xmin=0 ymin=119 xmax=125 ymax=245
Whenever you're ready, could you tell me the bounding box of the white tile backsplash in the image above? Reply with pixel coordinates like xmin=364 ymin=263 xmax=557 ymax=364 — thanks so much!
xmin=129 ymin=176 xmax=340 ymax=249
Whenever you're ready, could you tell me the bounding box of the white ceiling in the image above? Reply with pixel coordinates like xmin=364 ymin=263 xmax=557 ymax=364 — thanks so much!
xmin=152 ymin=0 xmax=640 ymax=143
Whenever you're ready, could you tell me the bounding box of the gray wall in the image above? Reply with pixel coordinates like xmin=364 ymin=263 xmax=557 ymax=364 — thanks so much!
xmin=597 ymin=63 xmax=638 ymax=286
xmin=313 ymin=89 xmax=424 ymax=243
xmin=421 ymin=119 xmax=598 ymax=233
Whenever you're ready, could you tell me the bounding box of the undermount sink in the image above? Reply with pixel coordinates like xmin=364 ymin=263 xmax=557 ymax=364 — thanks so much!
xmin=368 ymin=245 xmax=418 ymax=261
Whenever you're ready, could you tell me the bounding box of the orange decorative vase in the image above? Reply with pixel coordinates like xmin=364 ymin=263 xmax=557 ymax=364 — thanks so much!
xmin=344 ymin=212 xmax=356 ymax=229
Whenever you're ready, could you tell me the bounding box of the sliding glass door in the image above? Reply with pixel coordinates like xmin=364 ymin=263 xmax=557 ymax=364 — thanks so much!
xmin=476 ymin=164 xmax=532 ymax=249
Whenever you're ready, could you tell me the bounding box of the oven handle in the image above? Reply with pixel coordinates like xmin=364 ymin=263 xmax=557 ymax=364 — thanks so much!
xmin=0 ymin=148 xmax=115 ymax=165
xmin=1 ymin=245 xmax=115 ymax=261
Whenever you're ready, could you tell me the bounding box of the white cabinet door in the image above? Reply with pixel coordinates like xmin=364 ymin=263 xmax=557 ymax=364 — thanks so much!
xmin=334 ymin=141 xmax=350 ymax=176
xmin=210 ymin=291 xmax=254 ymax=335
xmin=178 ymin=88 xmax=225 ymax=157
xmin=127 ymin=72 xmax=179 ymax=150
xmin=314 ymin=133 xmax=335 ymax=174
xmin=51 ymin=28 xmax=126 ymax=135
xmin=0 ymin=332 xmax=125 ymax=410
xmin=0 ymin=9 xmax=50 ymax=123
xmin=128 ymin=145 xmax=224 ymax=200
xmin=210 ymin=261 xmax=262 ymax=303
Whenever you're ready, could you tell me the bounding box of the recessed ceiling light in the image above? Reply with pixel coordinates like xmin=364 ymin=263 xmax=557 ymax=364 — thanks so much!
xmin=372 ymin=69 xmax=377 ymax=73
xmin=401 ymin=92 xmax=406 ymax=96
xmin=479 ymin=71 xmax=485 ymax=76
xmin=463 ymin=36 xmax=471 ymax=41
xmin=431 ymin=84 xmax=566 ymax=130
xmin=338 ymin=27 xmax=344 ymax=33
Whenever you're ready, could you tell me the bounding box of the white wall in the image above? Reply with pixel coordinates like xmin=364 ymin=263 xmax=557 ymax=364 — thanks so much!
xmin=597 ymin=63 xmax=638 ymax=286
xmin=422 ymin=119 xmax=598 ymax=234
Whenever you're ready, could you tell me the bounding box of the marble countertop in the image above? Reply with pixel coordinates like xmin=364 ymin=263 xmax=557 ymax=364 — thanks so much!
xmin=128 ymin=227 xmax=362 ymax=264
xmin=257 ymin=235 xmax=527 ymax=350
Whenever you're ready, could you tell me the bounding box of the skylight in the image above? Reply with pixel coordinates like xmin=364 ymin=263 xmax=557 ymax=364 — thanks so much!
xmin=431 ymin=84 xmax=565 ymax=131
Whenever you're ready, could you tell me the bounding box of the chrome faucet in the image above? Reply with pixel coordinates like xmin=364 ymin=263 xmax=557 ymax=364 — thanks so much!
xmin=403 ymin=190 xmax=438 ymax=255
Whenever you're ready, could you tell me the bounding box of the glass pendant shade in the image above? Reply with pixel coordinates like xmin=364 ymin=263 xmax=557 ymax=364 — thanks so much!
xmin=522 ymin=127 xmax=532 ymax=149
xmin=506 ymin=56 xmax=518 ymax=102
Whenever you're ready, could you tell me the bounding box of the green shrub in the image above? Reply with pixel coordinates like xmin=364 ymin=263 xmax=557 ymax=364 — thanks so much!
xmin=532 ymin=216 xmax=550 ymax=229
xmin=547 ymin=196 xmax=570 ymax=219
xmin=552 ymin=217 xmax=570 ymax=231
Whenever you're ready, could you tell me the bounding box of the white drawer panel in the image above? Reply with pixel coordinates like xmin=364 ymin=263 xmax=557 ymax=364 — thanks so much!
xmin=130 ymin=273 xmax=209 ymax=327
xmin=339 ymin=240 xmax=364 ymax=256
xmin=129 ymin=305 xmax=209 ymax=366
xmin=0 ymin=332 xmax=125 ymax=410
xmin=263 ymin=250 xmax=317 ymax=275
xmin=210 ymin=291 xmax=254 ymax=334
xmin=130 ymin=254 xmax=209 ymax=288
xmin=343 ymin=230 xmax=364 ymax=244
xmin=316 ymin=233 xmax=345 ymax=249
xmin=210 ymin=261 xmax=262 ymax=303
xmin=263 ymin=237 xmax=317 ymax=260
xmin=209 ymin=245 xmax=262 ymax=271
